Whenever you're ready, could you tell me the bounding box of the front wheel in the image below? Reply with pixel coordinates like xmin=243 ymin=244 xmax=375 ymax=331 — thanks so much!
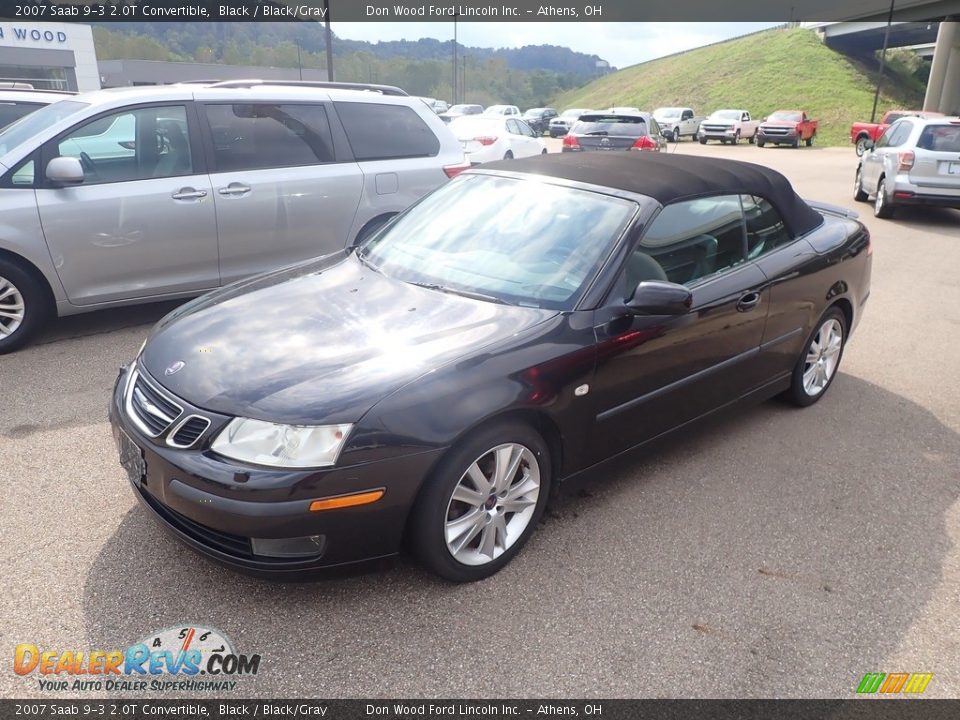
xmin=805 ymin=134 xmax=815 ymax=147
xmin=699 ymin=137 xmax=707 ymax=145
xmin=855 ymin=136 xmax=869 ymax=157
xmin=757 ymin=138 xmax=766 ymax=148
xmin=503 ymin=150 xmax=514 ymax=160
xmin=733 ymin=132 xmax=741 ymax=145
xmin=854 ymin=166 xmax=869 ymax=202
xmin=784 ymin=307 xmax=847 ymax=407
xmin=0 ymin=259 xmax=50 ymax=354
xmin=410 ymin=422 xmax=551 ymax=582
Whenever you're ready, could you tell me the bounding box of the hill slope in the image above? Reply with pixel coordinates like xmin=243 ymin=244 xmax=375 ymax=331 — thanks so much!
xmin=552 ymin=28 xmax=925 ymax=146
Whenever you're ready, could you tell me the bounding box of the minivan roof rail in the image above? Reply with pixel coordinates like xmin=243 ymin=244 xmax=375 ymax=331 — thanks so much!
xmin=0 ymin=82 xmax=75 ymax=94
xmin=205 ymin=79 xmax=408 ymax=96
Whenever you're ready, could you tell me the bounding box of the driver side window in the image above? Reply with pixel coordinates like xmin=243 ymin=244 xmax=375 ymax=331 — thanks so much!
xmin=611 ymin=195 xmax=747 ymax=301
xmin=54 ymin=105 xmax=193 ymax=185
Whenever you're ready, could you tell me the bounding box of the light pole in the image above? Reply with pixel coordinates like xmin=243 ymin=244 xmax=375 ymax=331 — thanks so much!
xmin=870 ymin=0 xmax=896 ymax=123
xmin=452 ymin=17 xmax=458 ymax=104
xmin=325 ymin=0 xmax=334 ymax=81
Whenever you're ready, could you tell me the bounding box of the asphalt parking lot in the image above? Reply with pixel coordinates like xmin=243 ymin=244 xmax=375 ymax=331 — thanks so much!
xmin=2 ymin=141 xmax=959 ymax=699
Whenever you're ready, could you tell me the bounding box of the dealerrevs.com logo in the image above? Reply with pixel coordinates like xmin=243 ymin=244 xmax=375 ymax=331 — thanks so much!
xmin=14 ymin=625 xmax=261 ymax=692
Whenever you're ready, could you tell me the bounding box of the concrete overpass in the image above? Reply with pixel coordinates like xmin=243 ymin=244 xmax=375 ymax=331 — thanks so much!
xmin=805 ymin=16 xmax=959 ymax=113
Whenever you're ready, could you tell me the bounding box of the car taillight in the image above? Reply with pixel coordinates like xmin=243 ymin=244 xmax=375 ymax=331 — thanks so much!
xmin=442 ymin=158 xmax=471 ymax=178
xmin=563 ymin=134 xmax=580 ymax=149
xmin=474 ymin=136 xmax=497 ymax=146
xmin=897 ymin=151 xmax=915 ymax=171
xmin=631 ymin=135 xmax=657 ymax=151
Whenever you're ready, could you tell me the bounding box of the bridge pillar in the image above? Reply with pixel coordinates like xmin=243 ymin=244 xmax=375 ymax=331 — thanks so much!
xmin=924 ymin=21 xmax=960 ymax=114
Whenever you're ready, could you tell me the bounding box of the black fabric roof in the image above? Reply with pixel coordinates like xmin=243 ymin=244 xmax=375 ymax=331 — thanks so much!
xmin=482 ymin=152 xmax=824 ymax=238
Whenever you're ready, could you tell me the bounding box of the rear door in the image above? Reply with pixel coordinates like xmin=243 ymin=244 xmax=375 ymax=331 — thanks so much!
xmin=35 ymin=102 xmax=219 ymax=306
xmin=910 ymin=121 xmax=960 ymax=192
xmin=862 ymin=120 xmax=912 ymax=190
xmin=200 ymin=100 xmax=364 ymax=284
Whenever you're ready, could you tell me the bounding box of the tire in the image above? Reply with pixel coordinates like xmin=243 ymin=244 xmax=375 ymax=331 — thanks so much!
xmin=673 ymin=127 xmax=680 ymax=143
xmin=0 ymin=258 xmax=50 ymax=354
xmin=541 ymin=148 xmax=548 ymax=154
xmin=874 ymin=178 xmax=895 ymax=218
xmin=748 ymin=132 xmax=755 ymax=145
xmin=503 ymin=151 xmax=514 ymax=160
xmin=733 ymin=131 xmax=741 ymax=145
xmin=699 ymin=137 xmax=707 ymax=145
xmin=854 ymin=166 xmax=869 ymax=202
xmin=792 ymin=134 xmax=801 ymax=149
xmin=805 ymin=134 xmax=815 ymax=147
xmin=784 ymin=306 xmax=847 ymax=407
xmin=757 ymin=138 xmax=766 ymax=148
xmin=409 ymin=421 xmax=552 ymax=582
xmin=855 ymin=136 xmax=869 ymax=157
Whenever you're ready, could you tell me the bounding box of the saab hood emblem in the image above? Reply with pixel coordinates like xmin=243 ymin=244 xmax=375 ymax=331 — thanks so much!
xmin=165 ymin=361 xmax=185 ymax=376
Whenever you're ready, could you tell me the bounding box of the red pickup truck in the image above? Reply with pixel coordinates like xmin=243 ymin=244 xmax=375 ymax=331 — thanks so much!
xmin=851 ymin=110 xmax=945 ymax=156
xmin=756 ymin=110 xmax=818 ymax=148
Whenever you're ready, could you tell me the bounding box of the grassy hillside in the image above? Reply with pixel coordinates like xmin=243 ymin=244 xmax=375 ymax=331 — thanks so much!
xmin=552 ymin=28 xmax=925 ymax=147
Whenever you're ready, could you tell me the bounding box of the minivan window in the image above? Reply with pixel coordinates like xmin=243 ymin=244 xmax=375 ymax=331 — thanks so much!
xmin=0 ymin=99 xmax=87 ymax=157
xmin=0 ymin=102 xmax=43 ymax=130
xmin=203 ymin=103 xmax=335 ymax=172
xmin=573 ymin=115 xmax=648 ymax=137
xmin=335 ymin=102 xmax=440 ymax=161
xmin=56 ymin=105 xmax=193 ymax=184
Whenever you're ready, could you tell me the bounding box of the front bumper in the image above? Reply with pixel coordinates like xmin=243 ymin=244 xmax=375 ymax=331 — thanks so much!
xmin=757 ymin=129 xmax=798 ymax=144
xmin=698 ymin=127 xmax=738 ymax=140
xmin=109 ymin=365 xmax=445 ymax=577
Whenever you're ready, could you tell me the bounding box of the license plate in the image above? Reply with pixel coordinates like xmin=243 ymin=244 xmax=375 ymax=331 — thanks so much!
xmin=118 ymin=429 xmax=146 ymax=488
xmin=947 ymin=162 xmax=960 ymax=175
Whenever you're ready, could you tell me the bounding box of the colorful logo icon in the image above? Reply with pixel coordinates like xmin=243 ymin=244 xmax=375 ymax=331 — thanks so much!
xmin=857 ymin=672 xmax=933 ymax=695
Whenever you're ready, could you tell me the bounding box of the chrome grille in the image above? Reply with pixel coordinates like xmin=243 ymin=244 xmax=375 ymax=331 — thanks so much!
xmin=125 ymin=366 xmax=183 ymax=437
xmin=701 ymin=124 xmax=733 ymax=133
xmin=168 ymin=415 xmax=211 ymax=449
xmin=761 ymin=126 xmax=790 ymax=136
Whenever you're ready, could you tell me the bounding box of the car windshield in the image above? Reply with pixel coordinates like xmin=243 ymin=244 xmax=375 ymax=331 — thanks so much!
xmin=449 ymin=105 xmax=478 ymax=113
xmin=655 ymin=108 xmax=682 ymax=118
xmin=486 ymin=106 xmax=511 ymax=114
xmin=0 ymin=99 xmax=87 ymax=157
xmin=562 ymin=109 xmax=587 ymax=118
xmin=449 ymin=117 xmax=503 ymax=135
xmin=769 ymin=111 xmax=802 ymax=122
xmin=574 ymin=115 xmax=647 ymax=136
xmin=886 ymin=113 xmax=908 ymax=123
xmin=712 ymin=110 xmax=742 ymax=120
xmin=524 ymin=109 xmax=545 ymax=116
xmin=359 ymin=174 xmax=636 ymax=310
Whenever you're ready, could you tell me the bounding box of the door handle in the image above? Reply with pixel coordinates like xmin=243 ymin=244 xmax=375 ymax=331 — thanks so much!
xmin=737 ymin=291 xmax=762 ymax=312
xmin=218 ymin=183 xmax=251 ymax=196
xmin=171 ymin=189 xmax=207 ymax=200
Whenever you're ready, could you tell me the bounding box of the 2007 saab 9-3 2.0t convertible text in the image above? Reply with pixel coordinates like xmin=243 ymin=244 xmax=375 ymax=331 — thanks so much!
xmin=109 ymin=153 xmax=872 ymax=582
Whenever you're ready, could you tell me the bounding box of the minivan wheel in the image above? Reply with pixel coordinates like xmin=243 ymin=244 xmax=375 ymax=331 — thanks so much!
xmin=784 ymin=307 xmax=846 ymax=407
xmin=855 ymin=136 xmax=869 ymax=157
xmin=410 ymin=422 xmax=551 ymax=582
xmin=0 ymin=259 xmax=49 ymax=354
xmin=854 ymin=166 xmax=869 ymax=202
xmin=503 ymin=150 xmax=514 ymax=160
xmin=874 ymin=179 xmax=895 ymax=218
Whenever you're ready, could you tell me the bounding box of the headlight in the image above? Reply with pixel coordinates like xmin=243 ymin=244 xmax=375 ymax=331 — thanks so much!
xmin=211 ymin=418 xmax=353 ymax=468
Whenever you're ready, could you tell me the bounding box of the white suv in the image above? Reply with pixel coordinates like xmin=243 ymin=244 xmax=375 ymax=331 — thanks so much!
xmin=0 ymin=80 xmax=468 ymax=351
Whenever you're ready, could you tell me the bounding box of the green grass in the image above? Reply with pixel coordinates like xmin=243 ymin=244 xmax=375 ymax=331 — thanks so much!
xmin=551 ymin=28 xmax=925 ymax=147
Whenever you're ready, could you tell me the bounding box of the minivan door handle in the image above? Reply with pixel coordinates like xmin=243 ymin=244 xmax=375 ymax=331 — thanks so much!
xmin=171 ymin=188 xmax=208 ymax=200
xmin=737 ymin=291 xmax=762 ymax=312
xmin=218 ymin=183 xmax=251 ymax=197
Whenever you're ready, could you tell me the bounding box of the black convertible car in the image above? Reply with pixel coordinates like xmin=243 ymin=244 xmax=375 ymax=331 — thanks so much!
xmin=110 ymin=153 xmax=872 ymax=582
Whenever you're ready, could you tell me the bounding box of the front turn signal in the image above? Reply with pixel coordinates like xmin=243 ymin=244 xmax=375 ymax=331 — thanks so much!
xmin=309 ymin=488 xmax=385 ymax=512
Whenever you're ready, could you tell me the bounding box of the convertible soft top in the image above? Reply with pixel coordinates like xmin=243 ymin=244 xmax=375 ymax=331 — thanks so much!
xmin=483 ymin=152 xmax=825 ymax=238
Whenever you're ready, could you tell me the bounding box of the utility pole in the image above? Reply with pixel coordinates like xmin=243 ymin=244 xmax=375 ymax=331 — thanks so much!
xmin=296 ymin=38 xmax=303 ymax=80
xmin=453 ymin=17 xmax=458 ymax=104
xmin=324 ymin=0 xmax=334 ymax=81
xmin=871 ymin=0 xmax=896 ymax=123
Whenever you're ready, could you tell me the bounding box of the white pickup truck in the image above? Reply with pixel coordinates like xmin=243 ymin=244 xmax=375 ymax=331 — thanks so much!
xmin=653 ymin=107 xmax=704 ymax=142
xmin=697 ymin=109 xmax=760 ymax=145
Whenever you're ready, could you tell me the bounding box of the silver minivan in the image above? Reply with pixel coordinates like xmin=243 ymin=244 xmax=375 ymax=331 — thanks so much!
xmin=0 ymin=81 xmax=468 ymax=351
xmin=855 ymin=116 xmax=960 ymax=218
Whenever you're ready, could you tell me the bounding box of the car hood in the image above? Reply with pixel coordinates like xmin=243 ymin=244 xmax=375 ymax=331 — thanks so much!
xmin=761 ymin=120 xmax=799 ymax=127
xmin=140 ymin=253 xmax=555 ymax=425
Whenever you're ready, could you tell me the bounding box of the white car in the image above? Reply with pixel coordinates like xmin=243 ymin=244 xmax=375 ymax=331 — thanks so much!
xmin=698 ymin=109 xmax=760 ymax=144
xmin=485 ymin=104 xmax=521 ymax=117
xmin=450 ymin=115 xmax=546 ymax=164
xmin=608 ymin=106 xmax=642 ymax=115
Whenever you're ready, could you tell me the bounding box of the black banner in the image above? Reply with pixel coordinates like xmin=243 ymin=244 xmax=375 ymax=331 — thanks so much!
xmin=0 ymin=0 xmax=957 ymax=22
xmin=2 ymin=700 xmax=960 ymax=720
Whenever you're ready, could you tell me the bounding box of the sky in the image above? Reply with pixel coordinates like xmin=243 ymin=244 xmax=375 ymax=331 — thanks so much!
xmin=332 ymin=22 xmax=782 ymax=69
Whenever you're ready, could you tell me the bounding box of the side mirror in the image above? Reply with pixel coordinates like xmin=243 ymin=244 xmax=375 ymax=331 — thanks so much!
xmin=762 ymin=117 xmax=768 ymax=122
xmin=625 ymin=280 xmax=692 ymax=315
xmin=46 ymin=156 xmax=84 ymax=185
xmin=863 ymin=139 xmax=875 ymax=152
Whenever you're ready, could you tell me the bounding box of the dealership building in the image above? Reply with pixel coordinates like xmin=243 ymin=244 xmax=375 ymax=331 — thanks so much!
xmin=0 ymin=21 xmax=100 ymax=92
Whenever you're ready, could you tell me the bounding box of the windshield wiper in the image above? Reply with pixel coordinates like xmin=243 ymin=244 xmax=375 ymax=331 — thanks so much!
xmin=585 ymin=130 xmax=609 ymax=136
xmin=355 ymin=248 xmax=382 ymax=274
xmin=406 ymin=281 xmax=514 ymax=306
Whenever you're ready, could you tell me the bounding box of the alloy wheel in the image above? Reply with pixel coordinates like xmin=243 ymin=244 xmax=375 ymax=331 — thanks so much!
xmin=444 ymin=443 xmax=541 ymax=566
xmin=0 ymin=275 xmax=25 ymax=339
xmin=802 ymin=318 xmax=843 ymax=396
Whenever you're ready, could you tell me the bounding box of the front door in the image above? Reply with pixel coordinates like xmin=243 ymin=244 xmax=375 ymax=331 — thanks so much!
xmin=35 ymin=103 xmax=218 ymax=306
xmin=588 ymin=195 xmax=771 ymax=462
